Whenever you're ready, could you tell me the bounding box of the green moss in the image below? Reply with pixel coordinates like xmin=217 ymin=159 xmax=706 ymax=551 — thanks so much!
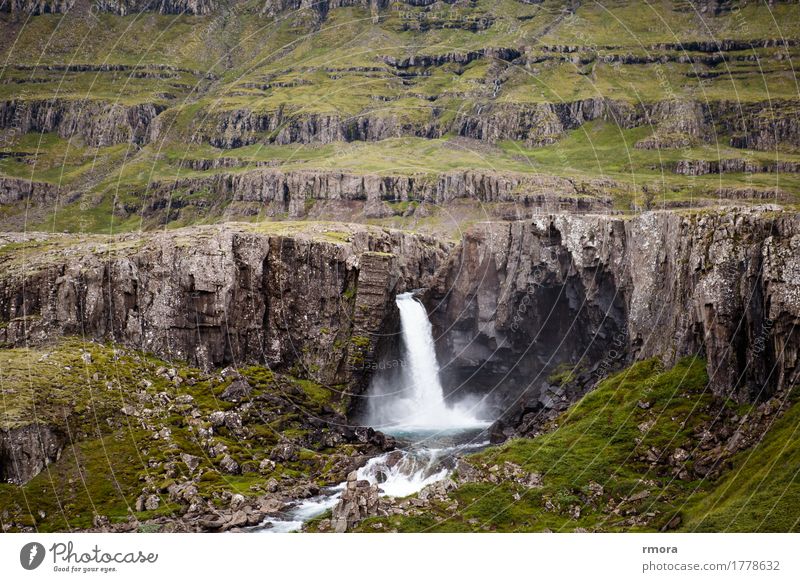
xmin=350 ymin=336 xmax=370 ymax=349
xmin=0 ymin=430 xmax=153 ymax=531
xmin=681 ymin=386 xmax=800 ymax=532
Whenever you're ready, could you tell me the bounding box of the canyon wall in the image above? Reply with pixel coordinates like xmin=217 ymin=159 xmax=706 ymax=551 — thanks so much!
xmin=2 ymin=207 xmax=798 ymax=431
xmin=192 ymin=98 xmax=800 ymax=152
xmin=0 ymin=225 xmax=449 ymax=393
xmin=0 ymin=99 xmax=164 ymax=147
xmin=427 ymin=207 xmax=800 ymax=436
xmin=129 ymin=168 xmax=616 ymax=220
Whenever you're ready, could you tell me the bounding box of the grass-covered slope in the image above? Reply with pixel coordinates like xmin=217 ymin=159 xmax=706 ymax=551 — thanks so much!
xmin=0 ymin=338 xmax=363 ymax=532
xmin=2 ymin=0 xmax=800 ymax=232
xmin=353 ymin=357 xmax=800 ymax=532
xmin=681 ymin=396 xmax=800 ymax=532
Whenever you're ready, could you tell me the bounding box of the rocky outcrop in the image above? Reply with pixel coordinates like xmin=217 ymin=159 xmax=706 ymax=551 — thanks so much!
xmin=0 ymin=424 xmax=64 ymax=485
xmin=0 ymin=0 xmax=74 ymax=14
xmin=685 ymin=0 xmax=788 ymax=16
xmin=382 ymin=47 xmax=522 ymax=69
xmin=673 ymin=158 xmax=800 ymax=175
xmin=0 ymin=99 xmax=164 ymax=147
xmin=427 ymin=208 xmax=800 ymax=422
xmin=331 ymin=470 xmax=380 ymax=532
xmin=129 ymin=168 xmax=615 ymax=220
xmin=260 ymin=0 xmax=390 ymax=20
xmin=0 ymin=224 xmax=448 ymax=394
xmin=0 ymin=177 xmax=60 ymax=205
xmin=717 ymin=99 xmax=800 ymax=152
xmin=198 ymin=107 xmax=447 ymax=149
xmin=193 ymin=98 xmax=800 ymax=151
xmin=94 ymin=0 xmax=216 ymax=15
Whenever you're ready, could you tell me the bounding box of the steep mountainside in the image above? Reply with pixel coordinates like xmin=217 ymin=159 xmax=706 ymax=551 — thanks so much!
xmin=1 ymin=0 xmax=800 ymax=234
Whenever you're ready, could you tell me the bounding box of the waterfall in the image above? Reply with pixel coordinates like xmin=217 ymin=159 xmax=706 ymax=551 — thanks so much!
xmin=259 ymin=292 xmax=489 ymax=533
xmin=367 ymin=292 xmax=486 ymax=431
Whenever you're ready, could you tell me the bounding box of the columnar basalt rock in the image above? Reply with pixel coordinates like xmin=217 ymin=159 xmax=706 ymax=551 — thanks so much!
xmin=127 ymin=168 xmax=616 ymax=220
xmin=428 ymin=208 xmax=800 ymax=421
xmin=0 ymin=177 xmax=61 ymax=205
xmin=0 ymin=0 xmax=75 ymax=14
xmin=94 ymin=0 xmax=216 ymax=15
xmin=190 ymin=98 xmax=800 ymax=152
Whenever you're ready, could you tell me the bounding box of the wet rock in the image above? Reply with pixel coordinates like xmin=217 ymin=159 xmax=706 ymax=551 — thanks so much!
xmin=331 ymin=471 xmax=380 ymax=532
xmin=353 ymin=426 xmax=397 ymax=451
xmin=436 ymin=209 xmax=800 ymax=443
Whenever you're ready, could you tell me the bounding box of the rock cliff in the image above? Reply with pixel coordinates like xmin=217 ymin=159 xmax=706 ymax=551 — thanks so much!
xmin=0 ymin=0 xmax=74 ymax=14
xmin=129 ymin=168 xmax=615 ymax=221
xmin=191 ymin=98 xmax=800 ymax=152
xmin=94 ymin=0 xmax=216 ymax=15
xmin=426 ymin=207 xmax=800 ymax=435
xmin=0 ymin=224 xmax=448 ymax=397
xmin=0 ymin=100 xmax=164 ymax=147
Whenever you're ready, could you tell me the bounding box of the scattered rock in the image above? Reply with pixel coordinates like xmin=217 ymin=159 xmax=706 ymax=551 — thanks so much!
xmin=220 ymin=378 xmax=252 ymax=402
xmin=220 ymin=454 xmax=240 ymax=475
xmin=331 ymin=471 xmax=380 ymax=532
xmin=270 ymin=441 xmax=298 ymax=463
xmin=181 ymin=453 xmax=201 ymax=474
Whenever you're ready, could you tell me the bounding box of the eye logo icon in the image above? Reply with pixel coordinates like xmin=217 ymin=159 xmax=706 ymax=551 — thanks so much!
xmin=20 ymin=542 xmax=46 ymax=570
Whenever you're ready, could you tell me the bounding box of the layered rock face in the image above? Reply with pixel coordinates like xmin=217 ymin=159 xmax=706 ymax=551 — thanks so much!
xmin=2 ymin=208 xmax=798 ymax=432
xmin=94 ymin=0 xmax=217 ymax=15
xmin=0 ymin=100 xmax=164 ymax=147
xmin=0 ymin=0 xmax=74 ymax=14
xmin=132 ymin=168 xmax=615 ymax=220
xmin=427 ymin=208 xmax=800 ymax=425
xmin=0 ymin=225 xmax=449 ymax=394
xmin=0 ymin=177 xmax=61 ymax=205
xmin=193 ymin=98 xmax=800 ymax=152
xmin=0 ymin=424 xmax=63 ymax=484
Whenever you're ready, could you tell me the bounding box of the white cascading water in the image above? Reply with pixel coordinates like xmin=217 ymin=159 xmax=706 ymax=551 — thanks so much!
xmin=368 ymin=292 xmax=486 ymax=431
xmin=258 ymin=292 xmax=489 ymax=533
